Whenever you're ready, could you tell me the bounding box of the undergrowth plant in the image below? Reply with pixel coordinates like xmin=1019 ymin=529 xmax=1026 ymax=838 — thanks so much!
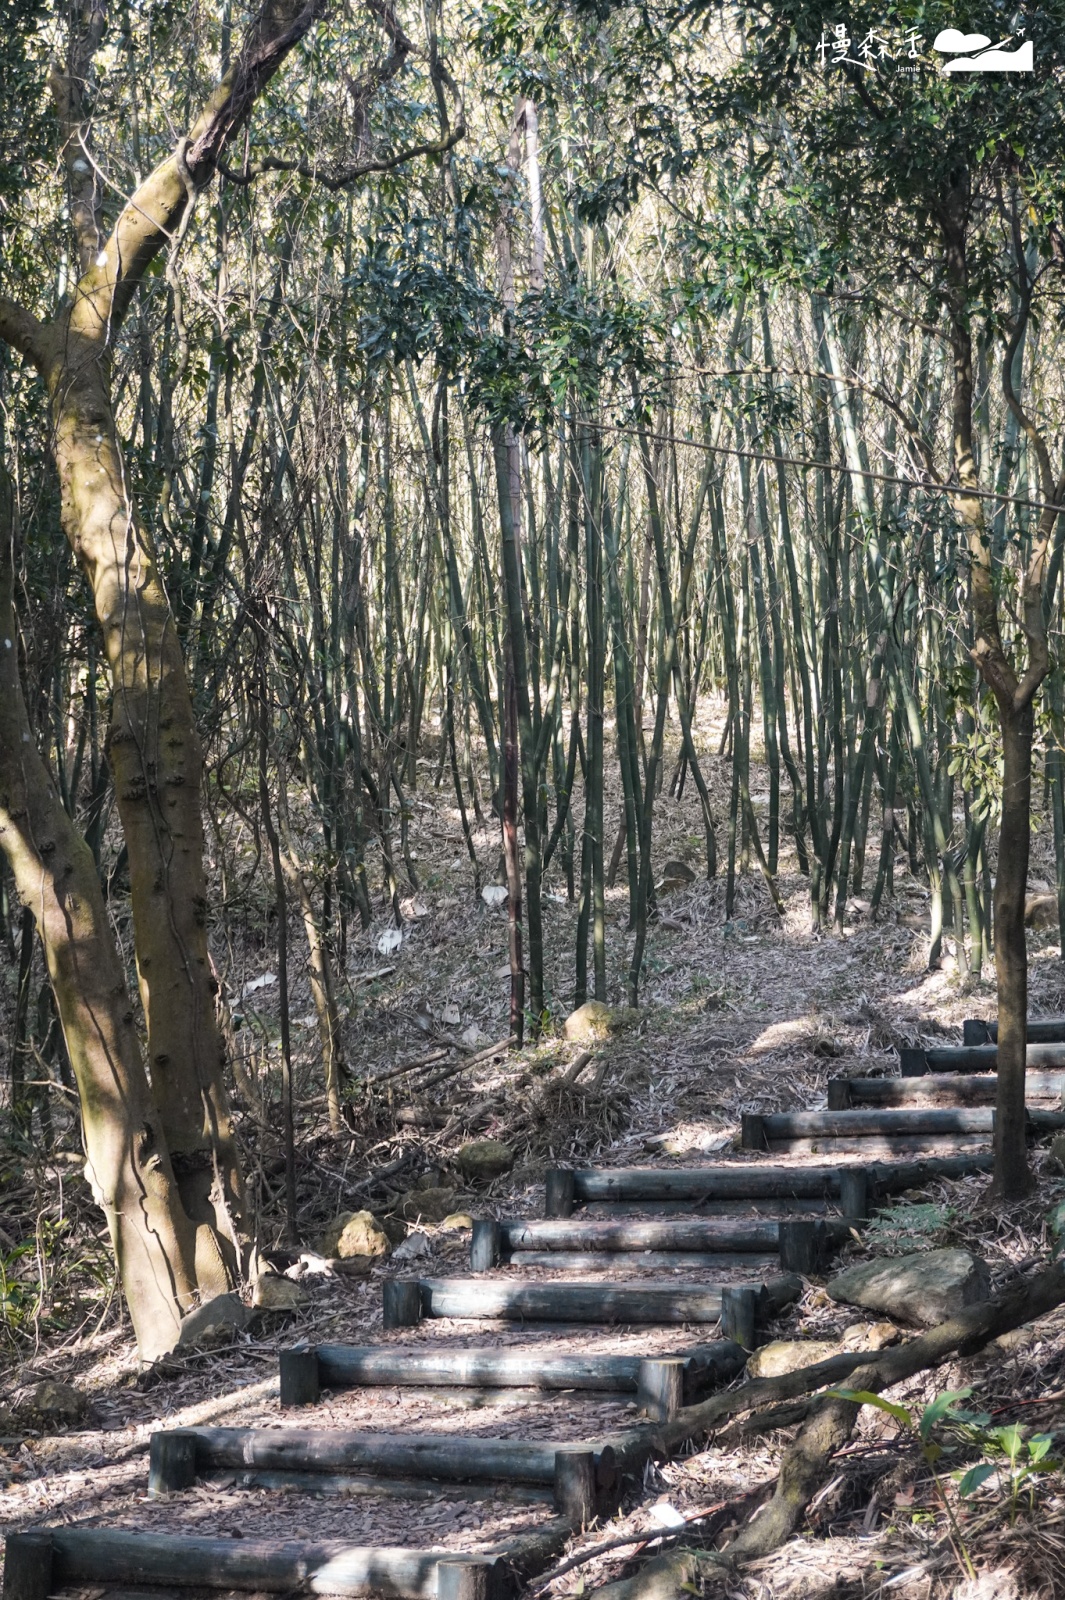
xmin=831 ymin=1385 xmax=1060 ymax=1578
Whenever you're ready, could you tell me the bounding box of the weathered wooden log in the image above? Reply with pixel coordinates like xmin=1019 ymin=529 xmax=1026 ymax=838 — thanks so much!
xmin=900 ymin=1041 xmax=1065 ymax=1075
xmin=413 ymin=1275 xmax=801 ymax=1326
xmin=471 ymin=1220 xmax=503 ymax=1271
xmin=499 ymin=1251 xmax=776 ymax=1273
xmin=300 ymin=1342 xmax=745 ymax=1400
xmin=760 ymin=1107 xmax=1008 ymax=1138
xmin=767 ymin=1133 xmax=995 ymax=1156
xmin=830 ymin=1071 xmax=1065 ymax=1108
xmin=164 ymin=1426 xmax=618 ymax=1489
xmin=837 ymin=1169 xmax=869 ymax=1223
xmin=280 ymin=1346 xmax=321 ymax=1407
xmin=583 ymin=1197 xmax=832 ymax=1217
xmin=569 ymin=1165 xmax=847 ymax=1201
xmin=553 ymin=1449 xmax=599 ymax=1524
xmin=2 ymin=1532 xmax=52 ymax=1600
xmin=149 ymin=1428 xmax=199 ymax=1495
xmin=964 ymin=1017 xmax=1065 ymax=1046
xmin=499 ymin=1219 xmax=782 ymax=1252
xmin=384 ymin=1279 xmax=424 ymax=1329
xmin=7 ymin=1524 xmax=573 ymax=1598
xmin=719 ymin=1285 xmax=757 ymax=1349
xmin=45 ymin=1528 xmax=460 ymax=1595
xmin=545 ymin=1169 xmax=577 ymax=1218
xmin=636 ymin=1360 xmax=686 ymax=1422
xmin=437 ymin=1559 xmax=509 ymax=1600
xmin=200 ymin=1467 xmax=554 ymax=1503
xmin=777 ymin=1219 xmax=838 ymax=1275
xmin=572 ymin=1158 xmax=997 ymax=1203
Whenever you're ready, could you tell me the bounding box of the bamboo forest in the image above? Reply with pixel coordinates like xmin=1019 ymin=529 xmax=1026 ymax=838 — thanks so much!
xmin=2 ymin=3 xmax=1065 ymax=1596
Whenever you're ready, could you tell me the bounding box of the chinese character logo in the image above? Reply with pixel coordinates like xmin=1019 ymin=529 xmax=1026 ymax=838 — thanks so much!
xmin=933 ymin=27 xmax=1033 ymax=73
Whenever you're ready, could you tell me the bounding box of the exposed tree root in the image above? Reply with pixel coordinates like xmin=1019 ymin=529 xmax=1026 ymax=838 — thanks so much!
xmin=595 ymin=1260 xmax=1065 ymax=1600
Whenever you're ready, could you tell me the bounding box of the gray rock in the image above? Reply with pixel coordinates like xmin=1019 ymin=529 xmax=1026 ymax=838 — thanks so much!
xmin=33 ymin=1380 xmax=87 ymax=1423
xmin=456 ymin=1139 xmax=514 ymax=1182
xmin=828 ymin=1248 xmax=991 ymax=1328
xmin=658 ymin=860 xmax=696 ymax=895
xmin=252 ymin=1276 xmax=305 ymax=1311
xmin=397 ymin=1186 xmax=458 ymax=1223
xmin=392 ymin=1231 xmax=432 ymax=1263
xmin=177 ymin=1291 xmax=250 ymax=1347
xmin=1046 ymin=1134 xmax=1065 ymax=1174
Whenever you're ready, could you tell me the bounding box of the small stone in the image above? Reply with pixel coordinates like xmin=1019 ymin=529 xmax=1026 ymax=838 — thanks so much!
xmin=318 ymin=1210 xmax=392 ymax=1260
xmin=439 ymin=1213 xmax=474 ymax=1232
xmin=1025 ymin=892 xmax=1058 ymax=929
xmin=397 ymin=1186 xmax=458 ymax=1223
xmin=456 ymin=1139 xmax=514 ymax=1182
xmin=842 ymin=1321 xmax=899 ymax=1351
xmin=33 ymin=1380 xmax=87 ymax=1424
xmin=657 ymin=860 xmax=696 ymax=895
xmin=252 ymin=1276 xmax=305 ymax=1311
xmin=177 ymin=1291 xmax=250 ymax=1348
xmin=992 ymin=1324 xmax=1036 ymax=1354
xmin=562 ymin=1001 xmax=634 ymax=1043
xmin=392 ymin=1231 xmax=432 ymax=1262
xmin=746 ymin=1340 xmax=841 ymax=1377
xmin=1046 ymin=1135 xmax=1065 ymax=1175
xmin=828 ymin=1249 xmax=991 ymax=1328
xmin=380 ymin=1215 xmax=408 ymax=1245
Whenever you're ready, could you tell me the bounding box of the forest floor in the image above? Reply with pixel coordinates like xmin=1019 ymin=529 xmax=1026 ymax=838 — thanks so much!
xmin=3 ymin=700 xmax=1065 ymax=1597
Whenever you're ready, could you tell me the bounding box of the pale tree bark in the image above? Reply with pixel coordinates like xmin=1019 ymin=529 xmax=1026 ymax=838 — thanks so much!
xmin=0 ymin=467 xmax=197 ymax=1360
xmin=0 ymin=0 xmax=332 ymax=1305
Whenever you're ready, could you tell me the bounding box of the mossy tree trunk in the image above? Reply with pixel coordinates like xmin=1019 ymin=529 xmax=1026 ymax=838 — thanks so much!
xmin=0 ymin=0 xmax=331 ymax=1351
xmin=0 ymin=472 xmax=197 ymax=1360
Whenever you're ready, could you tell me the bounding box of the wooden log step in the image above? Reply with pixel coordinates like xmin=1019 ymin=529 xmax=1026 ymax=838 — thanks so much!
xmin=829 ymin=1071 xmax=1065 ymax=1108
xmin=386 ymin=1275 xmax=802 ymax=1328
xmin=499 ymin=1218 xmax=783 ymax=1251
xmin=200 ymin=1466 xmax=556 ymax=1503
xmin=552 ymin=1157 xmax=993 ymax=1219
xmin=496 ymin=1250 xmax=779 ymax=1273
xmin=964 ymin=1017 xmax=1065 ymax=1045
xmin=282 ymin=1340 xmax=747 ymax=1407
xmin=900 ymin=1041 xmax=1065 ymax=1075
xmin=4 ymin=1522 xmax=571 ymax=1598
xmin=568 ymin=1164 xmax=847 ymax=1203
xmin=763 ymin=1133 xmax=994 ymax=1156
xmin=743 ymin=1108 xmax=1065 ymax=1151
xmin=581 ymin=1197 xmax=833 ymax=1218
xmin=150 ymin=1426 xmax=619 ymax=1493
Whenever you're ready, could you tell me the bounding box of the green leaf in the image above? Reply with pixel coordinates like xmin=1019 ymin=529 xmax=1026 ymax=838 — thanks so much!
xmin=828 ymin=1389 xmax=912 ymax=1427
xmin=1028 ymin=1433 xmax=1055 ymax=1465
xmin=918 ymin=1388 xmax=973 ymax=1441
xmin=989 ymin=1423 xmax=1025 ymax=1462
xmin=958 ymin=1463 xmax=996 ymax=1497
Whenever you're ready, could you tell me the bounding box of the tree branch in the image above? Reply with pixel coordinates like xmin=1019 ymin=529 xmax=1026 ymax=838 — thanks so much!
xmin=49 ymin=0 xmax=109 ymax=277
xmin=65 ymin=0 xmax=330 ymax=343
xmin=0 ymin=297 xmax=46 ymax=367
xmin=217 ymin=118 xmax=466 ymax=188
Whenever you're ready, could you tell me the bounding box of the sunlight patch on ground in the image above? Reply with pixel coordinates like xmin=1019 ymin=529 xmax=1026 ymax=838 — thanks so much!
xmin=644 ymin=1121 xmax=733 ymax=1155
xmin=748 ymin=1016 xmax=821 ymax=1055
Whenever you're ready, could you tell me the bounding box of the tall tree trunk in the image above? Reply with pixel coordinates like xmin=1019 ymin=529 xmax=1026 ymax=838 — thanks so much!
xmin=0 ymin=480 xmax=197 ymax=1359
